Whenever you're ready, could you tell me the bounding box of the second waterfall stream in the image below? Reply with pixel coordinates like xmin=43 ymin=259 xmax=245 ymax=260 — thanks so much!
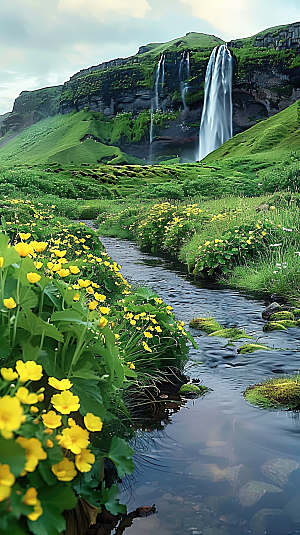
xmin=198 ymin=44 xmax=233 ymax=161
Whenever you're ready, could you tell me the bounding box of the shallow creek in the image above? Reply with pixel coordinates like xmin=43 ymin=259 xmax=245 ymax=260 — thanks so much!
xmin=101 ymin=236 xmax=300 ymax=535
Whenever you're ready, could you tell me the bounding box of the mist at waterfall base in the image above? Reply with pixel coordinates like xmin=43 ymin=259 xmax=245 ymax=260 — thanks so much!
xmin=198 ymin=44 xmax=233 ymax=161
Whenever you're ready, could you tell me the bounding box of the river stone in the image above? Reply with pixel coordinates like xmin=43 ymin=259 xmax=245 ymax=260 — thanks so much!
xmin=250 ymin=508 xmax=282 ymax=535
xmin=260 ymin=458 xmax=299 ymax=486
xmin=199 ymin=440 xmax=236 ymax=462
xmin=223 ymin=464 xmax=252 ymax=489
xmin=284 ymin=495 xmax=300 ymax=522
xmin=185 ymin=462 xmax=225 ymax=481
xmin=238 ymin=480 xmax=282 ymax=506
xmin=262 ymin=302 xmax=282 ymax=320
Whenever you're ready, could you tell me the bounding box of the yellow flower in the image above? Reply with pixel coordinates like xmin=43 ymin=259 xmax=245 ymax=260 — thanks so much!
xmin=28 ymin=499 xmax=43 ymax=521
xmin=68 ymin=417 xmax=76 ymax=427
xmin=16 ymin=361 xmax=43 ymax=382
xmin=52 ymin=458 xmax=77 ymax=481
xmin=270 ymin=206 xmax=276 ymax=210
xmin=89 ymin=301 xmax=98 ymax=311
xmin=78 ymin=279 xmax=91 ymax=288
xmin=73 ymin=293 xmax=80 ymax=301
xmin=94 ymin=293 xmax=106 ymax=302
xmin=16 ymin=437 xmax=47 ymax=472
xmin=1 ymin=368 xmax=18 ymax=381
xmin=27 ymin=273 xmax=41 ymax=284
xmin=142 ymin=341 xmax=152 ymax=353
xmin=14 ymin=242 xmax=34 ymax=257
xmin=166 ymin=306 xmax=173 ymax=310
xmin=99 ymin=307 xmax=110 ymax=315
xmin=34 ymin=261 xmax=43 ymax=270
xmin=41 ymin=411 xmax=62 ymax=429
xmin=16 ymin=387 xmax=39 ymax=405
xmin=3 ymin=297 xmax=17 ymax=310
xmin=69 ymin=266 xmax=80 ymax=275
xmin=0 ymin=257 xmax=3 ymax=268
xmin=31 ymin=241 xmax=48 ymax=253
xmin=30 ymin=406 xmax=39 ymax=414
xmin=57 ymin=425 xmax=89 ymax=454
xmin=51 ymin=263 xmax=62 ymax=273
xmin=53 ymin=250 xmax=66 ymax=258
xmin=23 ymin=487 xmax=38 ymax=506
xmin=0 ymin=396 xmax=23 ymax=438
xmin=75 ymin=448 xmax=95 ymax=472
xmin=155 ymin=326 xmax=162 ymax=333
xmin=86 ymin=286 xmax=94 ymax=295
xmin=57 ymin=269 xmax=70 ymax=278
xmin=37 ymin=393 xmax=44 ymax=402
xmin=84 ymin=413 xmax=103 ymax=432
xmin=127 ymin=362 xmax=135 ymax=370
xmin=144 ymin=332 xmax=153 ymax=338
xmin=48 ymin=377 xmax=73 ymax=391
xmin=46 ymin=439 xmax=53 ymax=448
xmin=19 ymin=233 xmax=31 ymax=241
xmin=47 ymin=262 xmax=54 ymax=270
xmin=51 ymin=391 xmax=80 ymax=414
xmin=98 ymin=316 xmax=108 ymax=329
xmin=0 ymin=464 xmax=15 ymax=488
xmin=0 ymin=485 xmax=12 ymax=502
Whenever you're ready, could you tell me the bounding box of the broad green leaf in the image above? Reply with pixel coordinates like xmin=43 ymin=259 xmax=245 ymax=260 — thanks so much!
xmin=107 ymin=436 xmax=134 ymax=478
xmin=10 ymin=486 xmax=33 ymax=519
xmin=71 ymin=378 xmax=106 ymax=419
xmin=17 ymin=308 xmax=64 ymax=342
xmin=28 ymin=483 xmax=77 ymax=535
xmin=51 ymin=309 xmax=85 ymax=324
xmin=38 ymin=461 xmax=58 ymax=486
xmin=100 ymin=483 xmax=126 ymax=515
xmin=0 ymin=437 xmax=26 ymax=476
xmin=38 ymin=349 xmax=64 ymax=378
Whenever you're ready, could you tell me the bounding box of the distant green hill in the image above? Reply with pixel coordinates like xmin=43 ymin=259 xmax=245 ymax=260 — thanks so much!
xmin=0 ymin=110 xmax=145 ymax=165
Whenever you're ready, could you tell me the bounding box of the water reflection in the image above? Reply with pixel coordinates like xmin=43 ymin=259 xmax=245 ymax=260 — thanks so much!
xmin=100 ymin=237 xmax=300 ymax=535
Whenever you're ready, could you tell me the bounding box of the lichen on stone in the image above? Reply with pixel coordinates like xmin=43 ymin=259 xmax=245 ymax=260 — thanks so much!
xmin=244 ymin=375 xmax=300 ymax=410
xmin=238 ymin=343 xmax=271 ymax=354
xmin=189 ymin=317 xmax=222 ymax=334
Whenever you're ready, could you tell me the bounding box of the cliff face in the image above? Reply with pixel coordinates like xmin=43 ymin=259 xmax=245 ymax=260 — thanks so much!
xmin=2 ymin=23 xmax=300 ymax=161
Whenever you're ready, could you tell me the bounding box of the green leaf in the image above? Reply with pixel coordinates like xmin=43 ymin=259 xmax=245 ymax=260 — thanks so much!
xmin=51 ymin=309 xmax=86 ymax=324
xmin=10 ymin=486 xmax=33 ymax=519
xmin=107 ymin=436 xmax=134 ymax=478
xmin=17 ymin=308 xmax=64 ymax=342
xmin=28 ymin=483 xmax=77 ymax=535
xmin=0 ymin=437 xmax=26 ymax=476
xmin=100 ymin=483 xmax=126 ymax=515
xmin=38 ymin=461 xmax=58 ymax=486
xmin=71 ymin=378 xmax=106 ymax=419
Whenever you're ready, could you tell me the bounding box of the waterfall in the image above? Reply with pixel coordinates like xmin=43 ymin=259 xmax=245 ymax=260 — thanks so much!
xmin=179 ymin=51 xmax=190 ymax=110
xmin=198 ymin=44 xmax=233 ymax=161
xmin=150 ymin=54 xmax=164 ymax=147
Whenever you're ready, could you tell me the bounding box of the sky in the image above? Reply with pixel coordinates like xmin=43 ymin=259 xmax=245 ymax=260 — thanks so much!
xmin=0 ymin=0 xmax=299 ymax=115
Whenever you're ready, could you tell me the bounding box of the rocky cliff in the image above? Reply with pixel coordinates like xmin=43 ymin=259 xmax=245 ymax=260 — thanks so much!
xmin=2 ymin=22 xmax=300 ymax=161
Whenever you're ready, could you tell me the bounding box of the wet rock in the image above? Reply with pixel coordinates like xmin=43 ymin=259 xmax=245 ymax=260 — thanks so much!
xmin=162 ymin=493 xmax=173 ymax=501
xmin=185 ymin=462 xmax=225 ymax=481
xmin=270 ymin=311 xmax=295 ymax=321
xmin=250 ymin=508 xmax=282 ymax=535
xmin=189 ymin=317 xmax=222 ymax=334
xmin=208 ymin=328 xmax=251 ymax=340
xmin=262 ymin=302 xmax=282 ymax=320
xmin=284 ymin=495 xmax=300 ymax=522
xmin=223 ymin=464 xmax=252 ymax=489
xmin=260 ymin=458 xmax=299 ymax=486
xmin=199 ymin=440 xmax=236 ymax=462
xmin=238 ymin=480 xmax=282 ymax=507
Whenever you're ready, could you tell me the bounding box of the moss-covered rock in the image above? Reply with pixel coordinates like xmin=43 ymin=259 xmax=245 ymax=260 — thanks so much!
xmin=270 ymin=311 xmax=295 ymax=321
xmin=208 ymin=327 xmax=251 ymax=341
xmin=292 ymin=308 xmax=300 ymax=317
xmin=263 ymin=321 xmax=287 ymax=332
xmin=238 ymin=343 xmax=271 ymax=354
xmin=244 ymin=376 xmax=300 ymax=410
xmin=179 ymin=383 xmax=208 ymax=395
xmin=189 ymin=317 xmax=222 ymax=334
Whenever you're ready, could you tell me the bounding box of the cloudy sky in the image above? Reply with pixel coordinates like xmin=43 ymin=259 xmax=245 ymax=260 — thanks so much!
xmin=0 ymin=0 xmax=299 ymax=114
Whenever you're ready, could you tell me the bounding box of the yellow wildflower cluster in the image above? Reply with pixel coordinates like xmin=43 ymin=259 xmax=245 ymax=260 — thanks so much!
xmin=0 ymin=361 xmax=103 ymax=520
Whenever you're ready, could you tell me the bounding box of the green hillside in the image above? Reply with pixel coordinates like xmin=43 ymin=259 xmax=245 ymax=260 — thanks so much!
xmin=0 ymin=110 xmax=145 ymax=165
xmin=203 ymin=100 xmax=300 ymax=176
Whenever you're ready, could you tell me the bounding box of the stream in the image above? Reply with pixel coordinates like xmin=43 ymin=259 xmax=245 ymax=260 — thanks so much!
xmin=101 ymin=236 xmax=300 ymax=535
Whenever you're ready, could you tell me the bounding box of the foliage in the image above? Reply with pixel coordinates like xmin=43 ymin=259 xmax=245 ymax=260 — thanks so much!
xmin=238 ymin=343 xmax=271 ymax=354
xmin=0 ymin=197 xmax=194 ymax=534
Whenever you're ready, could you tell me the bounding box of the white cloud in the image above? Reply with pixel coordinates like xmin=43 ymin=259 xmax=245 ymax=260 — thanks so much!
xmin=179 ymin=0 xmax=300 ymax=39
xmin=57 ymin=0 xmax=152 ymax=19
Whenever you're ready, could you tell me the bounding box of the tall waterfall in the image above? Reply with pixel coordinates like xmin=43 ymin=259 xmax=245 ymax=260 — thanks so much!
xmin=179 ymin=51 xmax=190 ymax=110
xmin=150 ymin=54 xmax=165 ymax=145
xmin=198 ymin=44 xmax=233 ymax=161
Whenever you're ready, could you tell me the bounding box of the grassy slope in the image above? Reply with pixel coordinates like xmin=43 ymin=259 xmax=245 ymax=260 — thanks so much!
xmin=203 ymin=100 xmax=300 ymax=176
xmin=0 ymin=110 xmax=143 ymax=165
